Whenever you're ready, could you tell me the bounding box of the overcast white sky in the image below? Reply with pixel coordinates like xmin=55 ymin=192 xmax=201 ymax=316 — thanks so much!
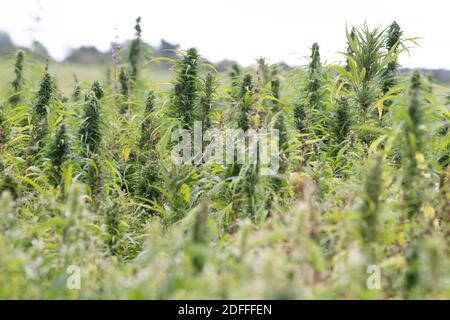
xmin=1 ymin=0 xmax=449 ymax=68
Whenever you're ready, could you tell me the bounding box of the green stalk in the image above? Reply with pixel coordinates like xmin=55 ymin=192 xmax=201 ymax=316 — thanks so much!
xmin=173 ymin=48 xmax=201 ymax=129
xmin=79 ymin=92 xmax=102 ymax=156
xmin=9 ymin=51 xmax=25 ymax=106
xmin=129 ymin=17 xmax=142 ymax=82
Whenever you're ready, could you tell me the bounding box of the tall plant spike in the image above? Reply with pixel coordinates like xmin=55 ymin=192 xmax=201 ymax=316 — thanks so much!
xmin=345 ymin=27 xmax=356 ymax=72
xmin=49 ymin=123 xmax=69 ymax=168
xmin=359 ymin=154 xmax=383 ymax=246
xmin=402 ymin=71 xmax=423 ymax=218
xmin=9 ymin=50 xmax=25 ymax=106
xmin=271 ymin=77 xmax=281 ymax=111
xmin=72 ymin=74 xmax=81 ymax=101
xmin=92 ymin=80 xmax=104 ymax=100
xmin=274 ymin=111 xmax=289 ymax=174
xmin=129 ymin=17 xmax=142 ymax=82
xmin=33 ymin=71 xmax=53 ymax=124
xmin=305 ymin=43 xmax=322 ymax=114
xmin=381 ymin=21 xmax=403 ymax=96
xmin=333 ymin=96 xmax=351 ymax=143
xmin=173 ymin=48 xmax=201 ymax=129
xmin=0 ymin=111 xmax=9 ymax=145
xmin=201 ymin=72 xmax=215 ymax=131
xmin=140 ymin=89 xmax=155 ymax=149
xmin=119 ymin=67 xmax=129 ymax=98
xmin=237 ymin=74 xmax=254 ymax=132
xmin=48 ymin=123 xmax=70 ymax=186
xmin=294 ymin=103 xmax=307 ymax=133
xmin=79 ymin=92 xmax=102 ymax=156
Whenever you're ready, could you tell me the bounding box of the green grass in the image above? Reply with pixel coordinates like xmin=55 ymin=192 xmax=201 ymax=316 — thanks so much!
xmin=0 ymin=59 xmax=172 ymax=95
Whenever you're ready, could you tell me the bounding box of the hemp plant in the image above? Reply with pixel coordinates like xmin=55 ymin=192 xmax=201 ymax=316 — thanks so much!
xmin=9 ymin=51 xmax=25 ymax=106
xmin=227 ymin=74 xmax=254 ymax=178
xmin=139 ymin=89 xmax=156 ymax=150
xmin=72 ymin=74 xmax=81 ymax=102
xmin=274 ymin=111 xmax=289 ymax=174
xmin=129 ymin=17 xmax=142 ymax=82
xmin=119 ymin=67 xmax=130 ymax=113
xmin=0 ymin=111 xmax=9 ymax=145
xmin=48 ymin=123 xmax=69 ymax=186
xmin=189 ymin=200 xmax=210 ymax=272
xmin=92 ymin=80 xmax=104 ymax=100
xmin=0 ymin=174 xmax=20 ymax=200
xmin=333 ymin=96 xmax=351 ymax=144
xmin=271 ymin=77 xmax=281 ymax=112
xmin=173 ymin=48 xmax=201 ymax=129
xmin=293 ymin=102 xmax=307 ymax=133
xmin=381 ymin=21 xmax=402 ymax=94
xmin=32 ymin=71 xmax=53 ymax=123
xmin=345 ymin=27 xmax=356 ymax=72
xmin=304 ymin=43 xmax=322 ymax=117
xmin=200 ymin=72 xmax=216 ymax=132
xmin=336 ymin=24 xmax=394 ymax=123
xmin=79 ymin=92 xmax=102 ymax=156
xmin=237 ymin=74 xmax=254 ymax=132
xmin=302 ymin=42 xmax=330 ymax=143
xmin=229 ymin=63 xmax=241 ymax=100
xmin=402 ymin=71 xmax=424 ymax=218
xmin=380 ymin=21 xmax=403 ymax=119
xmin=135 ymin=160 xmax=161 ymax=214
xmin=30 ymin=70 xmax=53 ymax=151
xmin=359 ymin=154 xmax=383 ymax=249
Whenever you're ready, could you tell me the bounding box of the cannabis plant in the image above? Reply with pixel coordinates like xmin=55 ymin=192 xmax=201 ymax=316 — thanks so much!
xmin=333 ymin=96 xmax=351 ymax=143
xmin=189 ymin=200 xmax=209 ymax=271
xmin=271 ymin=77 xmax=281 ymax=111
xmin=226 ymin=74 xmax=255 ymax=178
xmin=48 ymin=123 xmax=69 ymax=185
xmin=359 ymin=154 xmax=383 ymax=246
xmin=345 ymin=27 xmax=356 ymax=72
xmin=0 ymin=111 xmax=8 ymax=145
xmin=256 ymin=57 xmax=269 ymax=85
xmin=119 ymin=67 xmax=129 ymax=98
xmin=173 ymin=48 xmax=201 ymax=129
xmin=136 ymin=160 xmax=161 ymax=213
xmin=200 ymin=72 xmax=215 ymax=131
xmin=129 ymin=17 xmax=142 ymax=82
xmin=382 ymin=22 xmax=402 ymax=92
xmin=293 ymin=103 xmax=307 ymax=133
xmin=237 ymin=74 xmax=254 ymax=131
xmin=79 ymin=92 xmax=102 ymax=156
xmin=72 ymin=74 xmax=81 ymax=101
xmin=139 ymin=90 xmax=156 ymax=149
xmin=104 ymin=196 xmax=122 ymax=256
xmin=337 ymin=24 xmax=394 ymax=122
xmin=30 ymin=70 xmax=53 ymax=151
xmin=92 ymin=80 xmax=104 ymax=100
xmin=229 ymin=63 xmax=241 ymax=100
xmin=0 ymin=174 xmax=19 ymax=200
xmin=9 ymin=51 xmax=25 ymax=106
xmin=273 ymin=111 xmax=289 ymax=174
xmin=86 ymin=154 xmax=103 ymax=199
xmin=305 ymin=43 xmax=322 ymax=115
xmin=381 ymin=21 xmax=403 ymax=114
xmin=32 ymin=71 xmax=53 ymax=124
xmin=402 ymin=71 xmax=424 ymax=218
xmin=0 ymin=21 xmax=447 ymax=300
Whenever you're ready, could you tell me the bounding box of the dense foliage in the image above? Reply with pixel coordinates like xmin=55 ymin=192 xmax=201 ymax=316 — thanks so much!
xmin=0 ymin=21 xmax=449 ymax=299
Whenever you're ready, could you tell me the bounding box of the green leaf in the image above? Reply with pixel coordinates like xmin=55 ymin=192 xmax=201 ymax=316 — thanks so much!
xmin=180 ymin=183 xmax=191 ymax=202
xmin=17 ymin=176 xmax=45 ymax=194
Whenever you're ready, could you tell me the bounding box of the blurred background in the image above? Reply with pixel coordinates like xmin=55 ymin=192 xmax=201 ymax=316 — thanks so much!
xmin=1 ymin=0 xmax=450 ymax=89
